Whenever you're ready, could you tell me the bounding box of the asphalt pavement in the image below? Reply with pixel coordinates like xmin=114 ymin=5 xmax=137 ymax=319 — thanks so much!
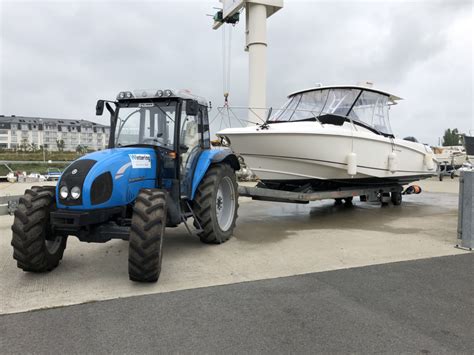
xmin=1 ymin=254 xmax=472 ymax=354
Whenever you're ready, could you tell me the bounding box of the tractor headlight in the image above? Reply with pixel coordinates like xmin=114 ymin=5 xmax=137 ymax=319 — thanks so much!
xmin=164 ymin=89 xmax=172 ymax=97
xmin=156 ymin=90 xmax=163 ymax=97
xmin=59 ymin=186 xmax=69 ymax=199
xmin=70 ymin=186 xmax=81 ymax=200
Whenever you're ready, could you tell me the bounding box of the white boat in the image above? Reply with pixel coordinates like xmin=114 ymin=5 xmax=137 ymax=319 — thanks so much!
xmin=218 ymin=85 xmax=437 ymax=190
xmin=433 ymin=145 xmax=467 ymax=169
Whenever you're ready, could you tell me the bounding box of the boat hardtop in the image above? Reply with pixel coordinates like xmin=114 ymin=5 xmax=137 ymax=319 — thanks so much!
xmin=288 ymin=85 xmax=402 ymax=102
xmin=270 ymin=85 xmax=402 ymax=138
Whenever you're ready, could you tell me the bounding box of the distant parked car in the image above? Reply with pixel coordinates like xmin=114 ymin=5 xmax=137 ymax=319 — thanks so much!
xmin=28 ymin=172 xmax=46 ymax=181
xmin=45 ymin=168 xmax=62 ymax=181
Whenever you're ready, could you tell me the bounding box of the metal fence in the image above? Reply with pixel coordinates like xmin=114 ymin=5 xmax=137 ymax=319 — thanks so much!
xmin=457 ymin=170 xmax=474 ymax=250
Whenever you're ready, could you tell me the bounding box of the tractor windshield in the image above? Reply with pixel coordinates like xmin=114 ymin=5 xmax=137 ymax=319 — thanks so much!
xmin=115 ymin=101 xmax=177 ymax=149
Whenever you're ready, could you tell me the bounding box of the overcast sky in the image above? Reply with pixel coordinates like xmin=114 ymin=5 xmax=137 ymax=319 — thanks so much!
xmin=0 ymin=0 xmax=472 ymax=145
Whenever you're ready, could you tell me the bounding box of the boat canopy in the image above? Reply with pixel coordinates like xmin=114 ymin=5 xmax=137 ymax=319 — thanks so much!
xmin=270 ymin=86 xmax=400 ymax=136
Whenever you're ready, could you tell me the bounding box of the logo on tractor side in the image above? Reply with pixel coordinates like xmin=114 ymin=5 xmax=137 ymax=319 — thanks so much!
xmin=129 ymin=154 xmax=151 ymax=169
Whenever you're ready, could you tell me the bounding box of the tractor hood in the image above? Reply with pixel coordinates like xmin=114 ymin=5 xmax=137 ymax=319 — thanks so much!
xmin=56 ymin=147 xmax=158 ymax=210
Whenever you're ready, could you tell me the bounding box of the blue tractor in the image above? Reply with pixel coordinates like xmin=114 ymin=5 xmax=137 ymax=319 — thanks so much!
xmin=11 ymin=89 xmax=240 ymax=282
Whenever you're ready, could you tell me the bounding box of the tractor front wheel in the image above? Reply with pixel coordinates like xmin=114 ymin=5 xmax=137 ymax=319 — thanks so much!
xmin=194 ymin=164 xmax=238 ymax=244
xmin=128 ymin=189 xmax=167 ymax=282
xmin=11 ymin=186 xmax=67 ymax=272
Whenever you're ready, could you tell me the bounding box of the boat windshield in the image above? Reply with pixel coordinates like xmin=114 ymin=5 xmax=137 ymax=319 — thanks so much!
xmin=270 ymin=88 xmax=393 ymax=136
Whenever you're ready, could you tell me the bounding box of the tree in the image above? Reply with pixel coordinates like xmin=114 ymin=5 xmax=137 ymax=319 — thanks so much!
xmin=442 ymin=128 xmax=462 ymax=146
xmin=19 ymin=138 xmax=29 ymax=152
xmin=403 ymin=136 xmax=418 ymax=143
xmin=56 ymin=139 xmax=65 ymax=152
xmin=76 ymin=144 xmax=88 ymax=155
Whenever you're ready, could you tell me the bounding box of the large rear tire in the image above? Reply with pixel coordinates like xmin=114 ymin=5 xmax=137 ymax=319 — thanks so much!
xmin=128 ymin=189 xmax=167 ymax=282
xmin=194 ymin=164 xmax=238 ymax=244
xmin=11 ymin=186 xmax=67 ymax=272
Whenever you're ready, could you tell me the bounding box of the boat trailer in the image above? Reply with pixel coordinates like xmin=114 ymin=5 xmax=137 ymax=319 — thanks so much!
xmin=1 ymin=183 xmax=417 ymax=217
xmin=238 ymin=183 xmax=415 ymax=206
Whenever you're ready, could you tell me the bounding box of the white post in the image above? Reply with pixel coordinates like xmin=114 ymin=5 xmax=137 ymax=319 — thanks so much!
xmin=246 ymin=2 xmax=267 ymax=124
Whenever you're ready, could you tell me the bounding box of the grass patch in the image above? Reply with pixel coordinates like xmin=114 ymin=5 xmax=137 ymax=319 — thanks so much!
xmin=0 ymin=151 xmax=85 ymax=161
xmin=0 ymin=163 xmax=69 ymax=175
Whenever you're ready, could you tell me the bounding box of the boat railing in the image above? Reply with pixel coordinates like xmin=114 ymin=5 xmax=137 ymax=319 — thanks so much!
xmin=211 ymin=106 xmax=393 ymax=138
xmin=210 ymin=106 xmax=330 ymax=131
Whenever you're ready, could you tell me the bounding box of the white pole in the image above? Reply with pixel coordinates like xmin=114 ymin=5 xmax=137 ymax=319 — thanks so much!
xmin=246 ymin=2 xmax=267 ymax=124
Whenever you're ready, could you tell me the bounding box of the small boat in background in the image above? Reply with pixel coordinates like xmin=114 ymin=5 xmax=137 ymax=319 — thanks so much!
xmin=433 ymin=145 xmax=467 ymax=170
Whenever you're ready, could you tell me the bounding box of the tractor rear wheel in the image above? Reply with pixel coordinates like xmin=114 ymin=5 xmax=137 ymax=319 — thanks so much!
xmin=194 ymin=164 xmax=238 ymax=244
xmin=11 ymin=186 xmax=67 ymax=272
xmin=128 ymin=189 xmax=167 ymax=282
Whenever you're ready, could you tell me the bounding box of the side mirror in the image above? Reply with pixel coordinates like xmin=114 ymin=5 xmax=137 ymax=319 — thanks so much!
xmin=185 ymin=100 xmax=199 ymax=116
xmin=96 ymin=100 xmax=105 ymax=116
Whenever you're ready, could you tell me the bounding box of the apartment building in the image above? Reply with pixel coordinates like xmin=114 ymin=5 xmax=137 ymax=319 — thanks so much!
xmin=0 ymin=115 xmax=110 ymax=151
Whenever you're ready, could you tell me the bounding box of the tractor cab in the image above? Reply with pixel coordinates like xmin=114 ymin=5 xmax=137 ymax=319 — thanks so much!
xmin=97 ymin=89 xmax=211 ymax=200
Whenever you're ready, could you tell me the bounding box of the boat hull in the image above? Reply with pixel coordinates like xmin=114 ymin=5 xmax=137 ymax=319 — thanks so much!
xmin=218 ymin=123 xmax=437 ymax=185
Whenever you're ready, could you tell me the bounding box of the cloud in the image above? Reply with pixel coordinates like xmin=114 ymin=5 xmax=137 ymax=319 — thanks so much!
xmin=1 ymin=0 xmax=472 ymax=144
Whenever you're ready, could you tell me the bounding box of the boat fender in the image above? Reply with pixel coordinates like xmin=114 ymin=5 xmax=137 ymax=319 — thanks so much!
xmin=403 ymin=185 xmax=422 ymax=195
xmin=388 ymin=152 xmax=398 ymax=173
xmin=347 ymin=153 xmax=357 ymax=176
xmin=424 ymin=153 xmax=435 ymax=170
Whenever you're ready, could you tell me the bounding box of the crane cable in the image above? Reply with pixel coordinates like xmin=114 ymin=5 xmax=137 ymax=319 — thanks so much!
xmin=222 ymin=24 xmax=232 ymax=107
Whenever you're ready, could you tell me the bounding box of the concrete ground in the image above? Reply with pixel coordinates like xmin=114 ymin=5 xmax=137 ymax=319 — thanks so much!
xmin=1 ymin=254 xmax=473 ymax=353
xmin=0 ymin=180 xmax=57 ymax=196
xmin=0 ymin=177 xmax=468 ymax=315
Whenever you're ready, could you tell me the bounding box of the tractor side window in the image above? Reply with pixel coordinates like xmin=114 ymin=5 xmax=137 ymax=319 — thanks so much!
xmin=201 ymin=108 xmax=210 ymax=149
xmin=180 ymin=103 xmax=201 ymax=191
xmin=115 ymin=109 xmax=141 ymax=146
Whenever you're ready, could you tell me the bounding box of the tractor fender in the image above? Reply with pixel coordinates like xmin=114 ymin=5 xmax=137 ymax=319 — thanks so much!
xmin=191 ymin=148 xmax=240 ymax=200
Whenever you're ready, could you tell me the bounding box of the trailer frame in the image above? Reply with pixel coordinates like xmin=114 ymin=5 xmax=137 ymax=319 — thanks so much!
xmin=238 ymin=183 xmax=404 ymax=205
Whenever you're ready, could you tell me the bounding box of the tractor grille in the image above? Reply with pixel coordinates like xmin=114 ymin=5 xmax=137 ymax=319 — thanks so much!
xmin=59 ymin=159 xmax=97 ymax=206
xmin=91 ymin=172 xmax=113 ymax=205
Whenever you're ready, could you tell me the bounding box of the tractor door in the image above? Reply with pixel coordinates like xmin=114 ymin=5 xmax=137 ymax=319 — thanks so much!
xmin=179 ymin=102 xmax=209 ymax=198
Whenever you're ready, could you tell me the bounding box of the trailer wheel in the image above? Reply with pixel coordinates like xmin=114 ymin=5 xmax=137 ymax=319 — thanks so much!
xmin=391 ymin=191 xmax=402 ymax=205
xmin=11 ymin=186 xmax=67 ymax=272
xmin=344 ymin=197 xmax=353 ymax=206
xmin=128 ymin=189 xmax=167 ymax=283
xmin=381 ymin=192 xmax=391 ymax=206
xmin=194 ymin=164 xmax=238 ymax=244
